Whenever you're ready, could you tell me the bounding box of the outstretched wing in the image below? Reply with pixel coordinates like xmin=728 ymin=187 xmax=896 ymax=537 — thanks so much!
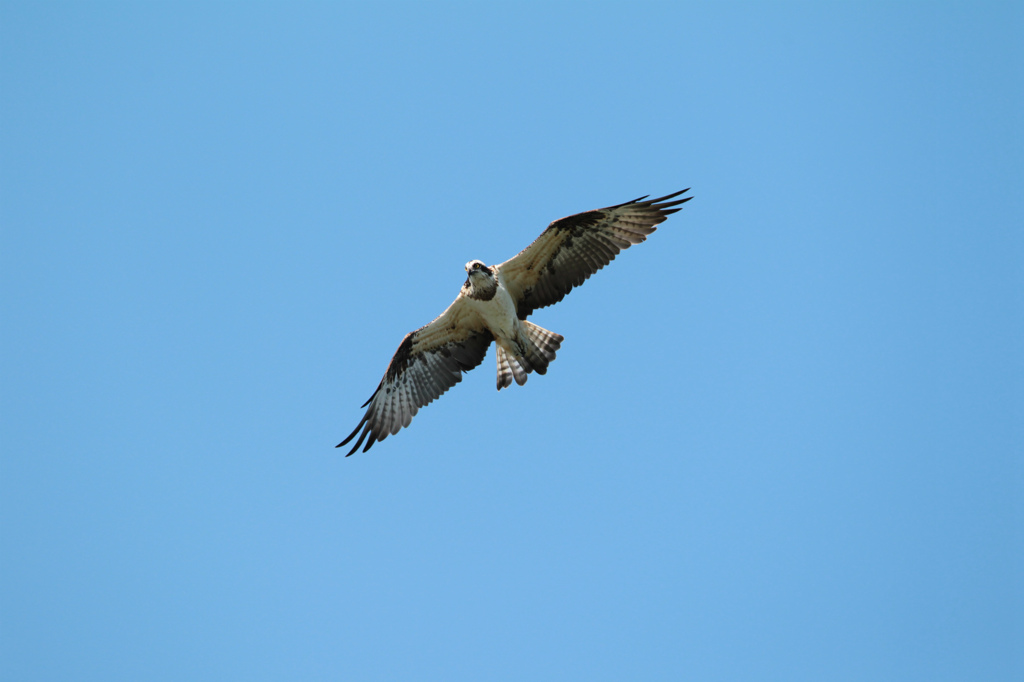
xmin=496 ymin=190 xmax=692 ymax=318
xmin=337 ymin=296 xmax=492 ymax=456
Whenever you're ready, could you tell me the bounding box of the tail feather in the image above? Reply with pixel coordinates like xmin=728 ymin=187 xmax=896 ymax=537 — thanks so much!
xmin=495 ymin=321 xmax=564 ymax=391
xmin=496 ymin=346 xmax=529 ymax=389
xmin=523 ymin=320 xmax=563 ymax=372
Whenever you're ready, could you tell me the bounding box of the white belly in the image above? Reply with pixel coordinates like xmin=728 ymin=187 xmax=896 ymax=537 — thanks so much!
xmin=468 ymin=281 xmax=521 ymax=350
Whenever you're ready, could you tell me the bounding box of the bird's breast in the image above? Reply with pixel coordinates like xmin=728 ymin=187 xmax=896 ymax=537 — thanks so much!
xmin=468 ymin=282 xmax=519 ymax=343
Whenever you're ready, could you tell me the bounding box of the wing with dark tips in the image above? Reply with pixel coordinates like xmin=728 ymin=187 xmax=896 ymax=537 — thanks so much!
xmin=337 ymin=297 xmax=492 ymax=456
xmin=496 ymin=190 xmax=692 ymax=318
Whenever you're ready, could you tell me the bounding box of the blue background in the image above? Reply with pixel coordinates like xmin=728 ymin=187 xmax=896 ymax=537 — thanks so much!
xmin=2 ymin=3 xmax=1021 ymax=680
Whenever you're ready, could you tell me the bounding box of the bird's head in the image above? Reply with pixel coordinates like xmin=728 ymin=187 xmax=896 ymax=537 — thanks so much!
xmin=463 ymin=260 xmax=496 ymax=300
xmin=465 ymin=260 xmax=492 ymax=278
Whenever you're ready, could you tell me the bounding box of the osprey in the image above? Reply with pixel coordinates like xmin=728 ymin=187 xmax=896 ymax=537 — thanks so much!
xmin=338 ymin=189 xmax=692 ymax=455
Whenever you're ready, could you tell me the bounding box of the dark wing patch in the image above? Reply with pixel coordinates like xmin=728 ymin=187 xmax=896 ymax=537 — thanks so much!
xmin=337 ymin=301 xmax=492 ymax=456
xmin=496 ymin=190 xmax=692 ymax=318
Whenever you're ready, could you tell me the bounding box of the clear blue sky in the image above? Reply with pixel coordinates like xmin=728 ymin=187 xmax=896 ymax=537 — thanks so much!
xmin=2 ymin=2 xmax=1021 ymax=680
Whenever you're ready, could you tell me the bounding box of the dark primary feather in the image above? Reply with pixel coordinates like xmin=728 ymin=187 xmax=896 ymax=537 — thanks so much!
xmin=497 ymin=189 xmax=692 ymax=318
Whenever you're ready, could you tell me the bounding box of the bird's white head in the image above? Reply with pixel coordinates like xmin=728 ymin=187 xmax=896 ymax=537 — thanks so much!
xmin=463 ymin=259 xmax=497 ymax=300
xmin=465 ymin=259 xmax=488 ymax=275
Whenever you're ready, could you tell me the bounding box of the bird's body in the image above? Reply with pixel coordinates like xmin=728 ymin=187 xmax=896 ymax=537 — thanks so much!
xmin=463 ymin=262 xmax=520 ymax=355
xmin=338 ymin=189 xmax=692 ymax=455
xmin=462 ymin=260 xmax=560 ymax=386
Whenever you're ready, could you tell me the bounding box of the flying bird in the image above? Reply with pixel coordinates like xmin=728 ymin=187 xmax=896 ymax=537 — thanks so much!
xmin=338 ymin=189 xmax=692 ymax=455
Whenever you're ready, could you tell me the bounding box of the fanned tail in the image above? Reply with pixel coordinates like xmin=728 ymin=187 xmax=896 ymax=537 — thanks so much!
xmin=523 ymin=320 xmax=562 ymax=372
xmin=496 ymin=346 xmax=528 ymax=389
xmin=496 ymin=321 xmax=564 ymax=390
